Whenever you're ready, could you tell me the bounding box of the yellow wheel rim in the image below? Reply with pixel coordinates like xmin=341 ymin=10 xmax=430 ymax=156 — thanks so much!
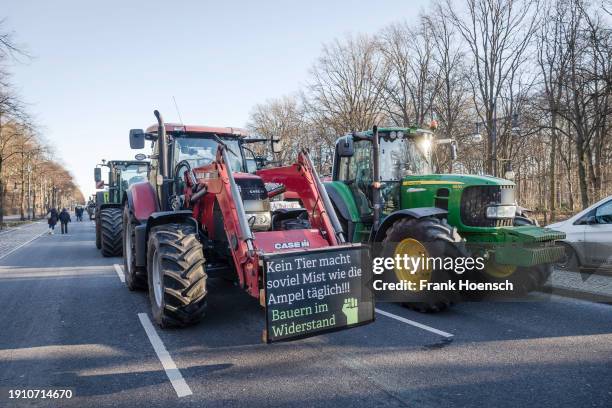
xmin=484 ymin=260 xmax=517 ymax=278
xmin=393 ymin=238 xmax=431 ymax=290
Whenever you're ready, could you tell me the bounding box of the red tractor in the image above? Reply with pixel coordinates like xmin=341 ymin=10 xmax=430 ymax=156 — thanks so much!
xmin=123 ymin=111 xmax=372 ymax=338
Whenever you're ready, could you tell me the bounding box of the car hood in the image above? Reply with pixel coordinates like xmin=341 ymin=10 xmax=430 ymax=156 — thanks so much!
xmin=546 ymin=221 xmax=565 ymax=229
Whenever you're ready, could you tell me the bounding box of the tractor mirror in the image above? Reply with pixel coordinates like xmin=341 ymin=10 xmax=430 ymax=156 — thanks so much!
xmin=271 ymin=138 xmax=283 ymax=154
xmin=129 ymin=129 xmax=146 ymax=149
xmin=337 ymin=137 xmax=354 ymax=157
xmin=94 ymin=167 xmax=102 ymax=183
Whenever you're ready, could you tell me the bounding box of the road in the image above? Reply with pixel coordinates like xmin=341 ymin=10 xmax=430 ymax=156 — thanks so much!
xmin=0 ymin=220 xmax=611 ymax=407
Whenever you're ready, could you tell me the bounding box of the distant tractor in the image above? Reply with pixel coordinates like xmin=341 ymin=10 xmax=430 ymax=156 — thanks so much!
xmin=325 ymin=126 xmax=565 ymax=312
xmin=122 ymin=110 xmax=369 ymax=333
xmin=93 ymin=160 xmax=150 ymax=257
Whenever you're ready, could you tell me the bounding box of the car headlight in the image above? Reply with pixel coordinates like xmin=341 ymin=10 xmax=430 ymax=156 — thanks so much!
xmin=486 ymin=205 xmax=516 ymax=219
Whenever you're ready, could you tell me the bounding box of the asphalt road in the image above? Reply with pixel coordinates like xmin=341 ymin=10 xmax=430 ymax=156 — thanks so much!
xmin=0 ymin=220 xmax=611 ymax=407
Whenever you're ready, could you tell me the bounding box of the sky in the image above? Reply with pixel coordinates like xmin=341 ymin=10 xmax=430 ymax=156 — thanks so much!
xmin=3 ymin=0 xmax=429 ymax=199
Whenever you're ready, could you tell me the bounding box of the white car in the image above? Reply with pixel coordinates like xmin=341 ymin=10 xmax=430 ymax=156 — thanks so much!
xmin=547 ymin=196 xmax=612 ymax=271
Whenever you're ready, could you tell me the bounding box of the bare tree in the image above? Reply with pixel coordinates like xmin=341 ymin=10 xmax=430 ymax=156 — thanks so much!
xmin=378 ymin=21 xmax=440 ymax=127
xmin=304 ymin=34 xmax=389 ymax=135
xmin=447 ymin=0 xmax=539 ymax=176
xmin=248 ymin=95 xmax=309 ymax=166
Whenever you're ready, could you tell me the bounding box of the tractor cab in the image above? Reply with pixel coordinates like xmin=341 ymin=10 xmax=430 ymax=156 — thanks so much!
xmin=332 ymin=127 xmax=434 ymax=224
xmin=131 ymin=124 xmax=290 ymax=232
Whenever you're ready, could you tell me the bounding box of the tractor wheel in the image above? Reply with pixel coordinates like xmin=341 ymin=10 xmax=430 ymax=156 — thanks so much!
xmin=477 ymin=262 xmax=553 ymax=296
xmin=95 ymin=218 xmax=101 ymax=249
xmin=147 ymin=223 xmax=207 ymax=327
xmin=100 ymin=208 xmax=123 ymax=257
xmin=381 ymin=217 xmax=465 ymax=313
xmin=123 ymin=205 xmax=147 ymax=291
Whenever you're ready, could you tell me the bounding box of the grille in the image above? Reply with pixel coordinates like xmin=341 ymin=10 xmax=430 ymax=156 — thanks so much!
xmin=460 ymin=185 xmax=515 ymax=227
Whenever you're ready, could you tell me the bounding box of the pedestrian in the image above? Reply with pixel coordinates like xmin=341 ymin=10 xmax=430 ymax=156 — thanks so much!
xmin=75 ymin=206 xmax=83 ymax=222
xmin=59 ymin=208 xmax=71 ymax=235
xmin=47 ymin=207 xmax=59 ymax=234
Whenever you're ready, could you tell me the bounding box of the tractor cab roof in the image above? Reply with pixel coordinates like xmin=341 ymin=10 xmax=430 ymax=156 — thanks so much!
xmin=107 ymin=160 xmax=148 ymax=166
xmin=146 ymin=123 xmax=249 ymax=138
xmin=339 ymin=126 xmax=434 ymax=143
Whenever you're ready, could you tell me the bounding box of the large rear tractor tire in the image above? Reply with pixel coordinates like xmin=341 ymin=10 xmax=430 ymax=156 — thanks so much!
xmin=476 ymin=262 xmax=553 ymax=296
xmin=147 ymin=223 xmax=207 ymax=327
xmin=100 ymin=208 xmax=123 ymax=257
xmin=381 ymin=217 xmax=466 ymax=313
xmin=123 ymin=205 xmax=147 ymax=291
xmin=95 ymin=218 xmax=101 ymax=249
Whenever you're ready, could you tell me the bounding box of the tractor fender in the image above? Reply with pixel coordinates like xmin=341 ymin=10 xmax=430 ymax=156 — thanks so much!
xmin=144 ymin=211 xmax=198 ymax=239
xmin=372 ymin=207 xmax=449 ymax=242
xmin=125 ymin=182 xmax=159 ymax=223
xmin=99 ymin=203 xmax=122 ymax=211
xmin=131 ymin=211 xmax=198 ymax=269
xmin=323 ymin=182 xmax=356 ymax=222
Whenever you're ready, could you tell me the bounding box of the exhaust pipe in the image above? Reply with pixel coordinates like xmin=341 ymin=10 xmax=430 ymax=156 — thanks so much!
xmin=154 ymin=110 xmax=169 ymax=179
xmin=154 ymin=110 xmax=170 ymax=210
xmin=371 ymin=125 xmax=381 ymax=231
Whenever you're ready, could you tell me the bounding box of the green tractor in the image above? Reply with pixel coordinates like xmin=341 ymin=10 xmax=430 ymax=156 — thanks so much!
xmin=324 ymin=126 xmax=565 ymax=312
xmin=94 ymin=160 xmax=150 ymax=257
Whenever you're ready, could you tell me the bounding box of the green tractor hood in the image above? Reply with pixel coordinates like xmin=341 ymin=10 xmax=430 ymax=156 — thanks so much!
xmin=402 ymin=173 xmax=514 ymax=187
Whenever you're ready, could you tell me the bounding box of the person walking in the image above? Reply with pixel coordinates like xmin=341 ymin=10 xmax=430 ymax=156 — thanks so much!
xmin=75 ymin=206 xmax=83 ymax=222
xmin=47 ymin=207 xmax=59 ymax=234
xmin=59 ymin=208 xmax=71 ymax=235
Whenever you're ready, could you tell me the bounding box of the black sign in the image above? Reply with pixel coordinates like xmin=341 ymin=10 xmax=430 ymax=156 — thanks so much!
xmin=263 ymin=245 xmax=374 ymax=342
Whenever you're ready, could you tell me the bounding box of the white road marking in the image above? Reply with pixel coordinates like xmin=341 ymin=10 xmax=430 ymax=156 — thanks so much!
xmin=138 ymin=313 xmax=193 ymax=398
xmin=0 ymin=231 xmax=47 ymax=261
xmin=375 ymin=308 xmax=454 ymax=338
xmin=113 ymin=264 xmax=125 ymax=283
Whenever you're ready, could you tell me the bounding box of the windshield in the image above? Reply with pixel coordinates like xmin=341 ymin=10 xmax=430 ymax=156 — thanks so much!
xmin=174 ymin=136 xmax=244 ymax=172
xmin=117 ymin=164 xmax=149 ymax=192
xmin=379 ymin=135 xmax=432 ymax=180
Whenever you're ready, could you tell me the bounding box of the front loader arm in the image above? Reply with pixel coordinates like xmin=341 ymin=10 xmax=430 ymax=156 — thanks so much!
xmin=192 ymin=147 xmax=259 ymax=295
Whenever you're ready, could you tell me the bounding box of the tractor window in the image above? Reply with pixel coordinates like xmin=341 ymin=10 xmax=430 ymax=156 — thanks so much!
xmin=338 ymin=141 xmax=372 ymax=184
xmin=337 ymin=140 xmax=373 ymax=217
xmin=379 ymin=136 xmax=432 ymax=181
xmin=119 ymin=165 xmax=148 ymax=190
xmin=174 ymin=136 xmax=244 ymax=172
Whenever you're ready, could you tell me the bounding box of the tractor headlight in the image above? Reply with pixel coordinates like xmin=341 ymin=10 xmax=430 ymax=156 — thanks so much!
xmin=485 ymin=205 xmax=516 ymax=219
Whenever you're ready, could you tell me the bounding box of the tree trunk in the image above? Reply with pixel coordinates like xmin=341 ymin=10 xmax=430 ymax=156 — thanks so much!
xmin=576 ymin=140 xmax=590 ymax=209
xmin=549 ymin=131 xmax=557 ymax=221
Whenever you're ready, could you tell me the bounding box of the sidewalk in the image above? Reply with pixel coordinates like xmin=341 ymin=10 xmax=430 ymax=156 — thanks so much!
xmin=0 ymin=221 xmax=49 ymax=260
xmin=544 ymin=268 xmax=612 ymax=303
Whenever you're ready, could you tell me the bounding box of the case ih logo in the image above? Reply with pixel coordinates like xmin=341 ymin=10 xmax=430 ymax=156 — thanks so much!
xmin=274 ymin=240 xmax=310 ymax=250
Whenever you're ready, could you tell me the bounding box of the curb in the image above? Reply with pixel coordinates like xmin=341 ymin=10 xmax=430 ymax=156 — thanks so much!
xmin=541 ymin=284 xmax=612 ymax=304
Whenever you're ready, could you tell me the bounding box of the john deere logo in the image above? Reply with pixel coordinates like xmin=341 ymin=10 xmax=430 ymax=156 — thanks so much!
xmin=274 ymin=240 xmax=310 ymax=250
